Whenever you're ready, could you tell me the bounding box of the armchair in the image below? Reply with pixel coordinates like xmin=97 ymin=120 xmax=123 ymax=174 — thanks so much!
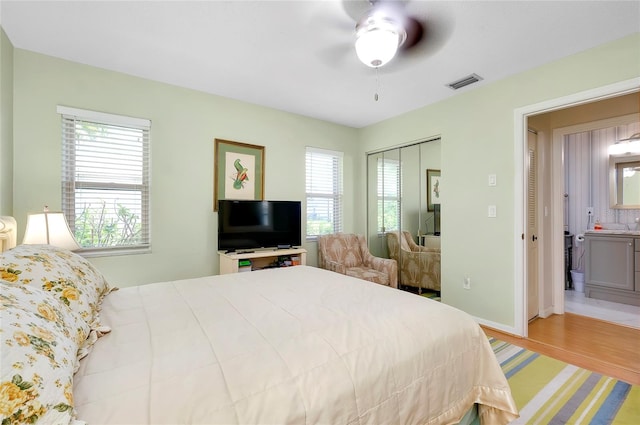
xmin=317 ymin=233 xmax=397 ymax=288
xmin=387 ymin=231 xmax=440 ymax=293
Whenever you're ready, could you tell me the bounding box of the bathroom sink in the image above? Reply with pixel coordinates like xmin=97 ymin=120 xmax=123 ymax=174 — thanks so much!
xmin=585 ymin=229 xmax=640 ymax=236
xmin=600 ymin=223 xmax=627 ymax=230
xmin=585 ymin=221 xmax=640 ymax=235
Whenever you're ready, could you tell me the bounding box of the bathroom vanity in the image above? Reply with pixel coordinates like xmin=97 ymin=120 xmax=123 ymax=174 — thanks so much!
xmin=584 ymin=231 xmax=640 ymax=306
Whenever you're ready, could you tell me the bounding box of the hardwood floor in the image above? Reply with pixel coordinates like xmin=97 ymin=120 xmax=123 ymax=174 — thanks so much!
xmin=482 ymin=313 xmax=640 ymax=385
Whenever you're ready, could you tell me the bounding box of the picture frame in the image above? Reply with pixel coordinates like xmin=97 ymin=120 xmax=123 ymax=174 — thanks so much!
xmin=426 ymin=169 xmax=441 ymax=212
xmin=214 ymin=138 xmax=265 ymax=211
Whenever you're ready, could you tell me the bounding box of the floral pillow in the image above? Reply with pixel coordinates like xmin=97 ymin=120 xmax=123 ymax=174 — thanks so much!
xmin=0 ymin=282 xmax=89 ymax=425
xmin=0 ymin=244 xmax=112 ymax=330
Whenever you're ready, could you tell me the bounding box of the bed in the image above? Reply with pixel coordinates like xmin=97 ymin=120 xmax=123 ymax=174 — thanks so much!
xmin=1 ymin=240 xmax=518 ymax=425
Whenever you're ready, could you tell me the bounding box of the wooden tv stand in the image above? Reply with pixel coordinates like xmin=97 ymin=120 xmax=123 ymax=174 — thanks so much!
xmin=218 ymin=248 xmax=307 ymax=274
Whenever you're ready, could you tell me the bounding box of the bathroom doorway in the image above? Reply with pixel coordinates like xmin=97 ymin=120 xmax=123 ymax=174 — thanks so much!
xmin=527 ymin=91 xmax=640 ymax=329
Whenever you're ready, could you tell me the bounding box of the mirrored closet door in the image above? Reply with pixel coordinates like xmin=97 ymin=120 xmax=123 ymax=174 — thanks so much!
xmin=366 ymin=138 xmax=441 ymax=293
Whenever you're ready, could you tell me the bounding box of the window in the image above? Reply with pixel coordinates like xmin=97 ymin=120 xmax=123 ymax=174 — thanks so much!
xmin=305 ymin=147 xmax=343 ymax=239
xmin=59 ymin=106 xmax=150 ymax=255
xmin=377 ymin=158 xmax=400 ymax=233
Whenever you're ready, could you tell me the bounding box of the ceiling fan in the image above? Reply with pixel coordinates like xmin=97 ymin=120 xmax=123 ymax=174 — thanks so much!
xmin=315 ymin=0 xmax=453 ymax=100
xmin=315 ymin=0 xmax=452 ymax=71
xmin=348 ymin=0 xmax=426 ymax=68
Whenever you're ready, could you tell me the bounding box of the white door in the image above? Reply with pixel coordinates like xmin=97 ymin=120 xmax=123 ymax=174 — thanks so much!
xmin=527 ymin=131 xmax=540 ymax=321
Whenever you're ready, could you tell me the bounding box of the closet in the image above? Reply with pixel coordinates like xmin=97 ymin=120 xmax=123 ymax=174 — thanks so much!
xmin=365 ymin=138 xmax=441 ymax=260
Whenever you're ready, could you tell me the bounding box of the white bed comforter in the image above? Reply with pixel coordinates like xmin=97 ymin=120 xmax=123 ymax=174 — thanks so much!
xmin=73 ymin=266 xmax=517 ymax=424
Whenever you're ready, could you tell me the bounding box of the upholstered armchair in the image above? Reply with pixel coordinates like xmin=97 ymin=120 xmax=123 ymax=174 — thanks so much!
xmin=387 ymin=231 xmax=440 ymax=293
xmin=317 ymin=233 xmax=397 ymax=288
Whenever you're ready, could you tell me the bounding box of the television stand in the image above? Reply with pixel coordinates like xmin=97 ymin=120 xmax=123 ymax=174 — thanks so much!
xmin=218 ymin=248 xmax=307 ymax=274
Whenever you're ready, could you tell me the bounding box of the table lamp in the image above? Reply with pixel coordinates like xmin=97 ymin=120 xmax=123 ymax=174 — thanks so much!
xmin=23 ymin=206 xmax=80 ymax=251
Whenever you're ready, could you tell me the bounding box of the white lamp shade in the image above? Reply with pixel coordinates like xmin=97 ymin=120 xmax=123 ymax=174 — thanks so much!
xmin=23 ymin=211 xmax=80 ymax=251
xmin=355 ymin=27 xmax=401 ymax=68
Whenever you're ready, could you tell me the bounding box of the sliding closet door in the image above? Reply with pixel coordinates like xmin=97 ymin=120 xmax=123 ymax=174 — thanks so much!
xmin=366 ymin=139 xmax=441 ymax=291
xmin=367 ymin=148 xmax=400 ymax=258
xmin=399 ymin=144 xmax=421 ymax=238
xmin=366 ymin=143 xmax=423 ymax=257
xmin=420 ymin=140 xmax=441 ymax=237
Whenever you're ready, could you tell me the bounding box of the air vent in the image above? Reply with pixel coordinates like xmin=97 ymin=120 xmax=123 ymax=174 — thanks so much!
xmin=446 ymin=73 xmax=483 ymax=90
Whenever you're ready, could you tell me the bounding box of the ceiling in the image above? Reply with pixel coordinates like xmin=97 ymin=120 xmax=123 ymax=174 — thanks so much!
xmin=1 ymin=1 xmax=639 ymax=128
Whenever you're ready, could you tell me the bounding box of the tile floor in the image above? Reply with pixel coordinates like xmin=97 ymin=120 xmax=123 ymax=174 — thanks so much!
xmin=564 ymin=289 xmax=640 ymax=329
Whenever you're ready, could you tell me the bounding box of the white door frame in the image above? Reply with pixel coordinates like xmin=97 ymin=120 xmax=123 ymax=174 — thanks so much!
xmin=512 ymin=77 xmax=640 ymax=337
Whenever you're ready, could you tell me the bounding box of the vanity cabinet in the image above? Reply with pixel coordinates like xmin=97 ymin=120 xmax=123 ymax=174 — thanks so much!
xmin=584 ymin=233 xmax=640 ymax=306
xmin=636 ymin=239 xmax=640 ymax=292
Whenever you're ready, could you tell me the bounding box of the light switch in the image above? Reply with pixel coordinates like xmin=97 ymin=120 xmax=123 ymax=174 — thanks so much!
xmin=488 ymin=205 xmax=497 ymax=218
xmin=488 ymin=174 xmax=497 ymax=186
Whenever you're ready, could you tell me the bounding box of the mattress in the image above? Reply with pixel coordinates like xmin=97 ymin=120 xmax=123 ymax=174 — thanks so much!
xmin=73 ymin=265 xmax=518 ymax=424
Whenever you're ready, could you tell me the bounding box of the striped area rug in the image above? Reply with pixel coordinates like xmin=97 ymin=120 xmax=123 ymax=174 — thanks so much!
xmin=489 ymin=338 xmax=640 ymax=424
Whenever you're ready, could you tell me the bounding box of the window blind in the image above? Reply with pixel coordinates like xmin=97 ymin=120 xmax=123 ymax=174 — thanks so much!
xmin=59 ymin=106 xmax=151 ymax=255
xmin=305 ymin=147 xmax=343 ymax=239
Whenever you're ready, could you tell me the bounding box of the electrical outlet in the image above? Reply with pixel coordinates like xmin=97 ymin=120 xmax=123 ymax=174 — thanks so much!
xmin=586 ymin=207 xmax=594 ymax=217
xmin=463 ymin=277 xmax=471 ymax=290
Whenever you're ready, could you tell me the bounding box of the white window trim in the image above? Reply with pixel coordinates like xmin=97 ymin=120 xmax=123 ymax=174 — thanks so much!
xmin=305 ymin=146 xmax=343 ymax=240
xmin=59 ymin=106 xmax=151 ymax=256
xmin=57 ymin=105 xmax=150 ymax=129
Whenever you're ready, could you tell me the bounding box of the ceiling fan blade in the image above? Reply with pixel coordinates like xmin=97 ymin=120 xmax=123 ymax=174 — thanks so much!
xmin=343 ymin=0 xmax=413 ymax=21
xmin=342 ymin=0 xmax=374 ymax=22
xmin=315 ymin=9 xmax=354 ymax=33
xmin=401 ymin=16 xmax=424 ymax=50
xmin=397 ymin=5 xmax=455 ymax=63
xmin=316 ymin=43 xmax=354 ymax=66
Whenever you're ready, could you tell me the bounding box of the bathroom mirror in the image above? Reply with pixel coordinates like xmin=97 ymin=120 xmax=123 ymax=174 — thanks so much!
xmin=609 ymin=154 xmax=640 ymax=208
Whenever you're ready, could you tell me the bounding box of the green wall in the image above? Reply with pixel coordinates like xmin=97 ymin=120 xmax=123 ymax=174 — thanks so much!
xmin=4 ymin=30 xmax=640 ymax=331
xmin=11 ymin=49 xmax=358 ymax=286
xmin=0 ymin=28 xmax=13 ymax=215
xmin=356 ymin=33 xmax=640 ymax=329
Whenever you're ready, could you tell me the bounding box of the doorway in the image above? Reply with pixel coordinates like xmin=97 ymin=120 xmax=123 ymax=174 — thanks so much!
xmin=555 ymin=115 xmax=639 ymax=327
xmin=514 ymin=78 xmax=640 ymax=337
xmin=527 ymin=95 xmax=640 ymax=325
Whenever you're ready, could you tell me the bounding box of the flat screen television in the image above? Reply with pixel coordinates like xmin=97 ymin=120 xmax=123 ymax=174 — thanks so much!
xmin=218 ymin=200 xmax=302 ymax=252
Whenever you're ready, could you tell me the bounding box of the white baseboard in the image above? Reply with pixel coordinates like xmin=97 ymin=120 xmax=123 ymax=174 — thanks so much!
xmin=473 ymin=316 xmax=521 ymax=337
xmin=539 ymin=306 xmax=555 ymax=318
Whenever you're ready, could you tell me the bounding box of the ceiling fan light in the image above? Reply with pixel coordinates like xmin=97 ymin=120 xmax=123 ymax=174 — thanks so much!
xmin=355 ymin=16 xmax=405 ymax=68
